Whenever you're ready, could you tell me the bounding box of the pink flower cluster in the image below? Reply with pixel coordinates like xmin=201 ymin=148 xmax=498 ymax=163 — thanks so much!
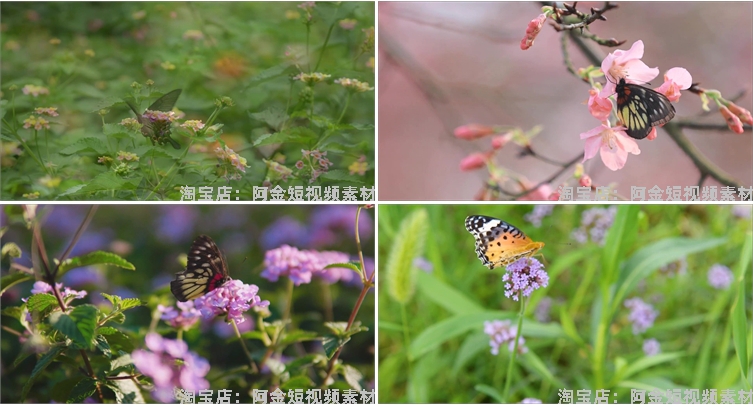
xmin=193 ymin=279 xmax=269 ymax=325
xmin=262 ymin=245 xmax=354 ymax=286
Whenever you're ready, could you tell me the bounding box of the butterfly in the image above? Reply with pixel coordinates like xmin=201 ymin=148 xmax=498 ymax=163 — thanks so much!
xmin=124 ymin=89 xmax=182 ymax=149
xmin=615 ymin=78 xmax=675 ymax=139
xmin=170 ymin=235 xmax=230 ymax=302
xmin=464 ymin=215 xmax=544 ymax=269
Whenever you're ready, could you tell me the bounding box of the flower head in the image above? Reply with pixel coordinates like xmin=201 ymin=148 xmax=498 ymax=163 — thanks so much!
xmin=24 ymin=281 xmax=87 ymax=303
xmin=193 ymin=279 xmax=269 ymax=324
xmin=159 ymin=301 xmax=201 ymax=330
xmin=182 ymin=30 xmax=204 ymax=41
xmin=116 ymin=151 xmax=139 ymax=162
xmin=524 ymin=205 xmax=553 ymax=228
xmin=293 ymin=72 xmax=331 ymax=84
xmin=587 ymin=88 xmax=612 ymax=121
xmin=600 ymin=40 xmax=659 ymax=98
xmin=215 ymin=146 xmax=248 ymax=180
xmin=180 ymin=120 xmax=205 ymax=132
xmin=459 ymin=152 xmax=490 ymax=171
xmin=720 ymin=106 xmax=744 ymax=134
xmin=454 ymin=124 xmax=496 ymax=140
xmin=581 ymin=122 xmax=640 ymax=171
xmin=520 ymin=13 xmax=547 ymax=51
xmin=334 ymin=78 xmax=373 ymax=92
xmin=484 ymin=319 xmax=527 ymax=355
xmin=34 ymin=107 xmax=59 ymax=117
xmin=654 ymin=67 xmax=692 ymax=102
xmin=23 ymin=115 xmax=51 ymax=130
xmin=727 ymin=102 xmax=753 ymax=126
xmin=571 ymin=206 xmax=617 ymax=245
xmin=643 ymin=338 xmax=661 ymax=356
xmin=625 ymin=297 xmax=658 ymax=335
xmin=22 ymin=84 xmax=50 ymax=97
xmin=339 ymin=19 xmax=357 ymax=30
xmin=132 ymin=333 xmax=210 ymax=403
xmin=501 ymin=258 xmax=548 ymax=300
xmin=707 ymin=264 xmax=733 ymax=290
xmin=262 ymin=245 xmax=352 ymax=286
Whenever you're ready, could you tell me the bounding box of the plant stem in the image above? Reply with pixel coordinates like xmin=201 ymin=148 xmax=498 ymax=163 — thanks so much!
xmin=313 ymin=5 xmax=339 ymax=72
xmin=143 ymin=138 xmax=195 ymax=200
xmin=502 ymin=292 xmax=526 ymax=402
xmin=283 ymin=278 xmax=294 ymax=327
xmin=232 ymin=318 xmax=258 ymax=373
xmin=336 ymin=92 xmax=351 ymax=125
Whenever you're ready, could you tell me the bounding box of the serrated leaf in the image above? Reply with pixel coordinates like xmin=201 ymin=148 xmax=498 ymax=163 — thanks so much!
xmin=97 ymin=326 xmax=118 ymax=335
xmin=2 ymin=306 xmax=24 ymax=319
xmin=240 ymin=331 xmax=268 ymax=342
xmin=103 ymin=330 xmax=134 ymax=352
xmin=56 ymin=251 xmax=136 ymax=276
xmin=322 ymin=334 xmax=350 ymax=359
xmin=119 ymin=298 xmax=142 ymax=311
xmin=341 ymin=364 xmax=363 ymax=390
xmin=1 ymin=272 xmax=33 ymax=295
xmin=50 ymin=305 xmax=97 ymax=349
xmin=324 ymin=322 xmax=350 ymax=335
xmin=21 ymin=345 xmax=64 ymax=400
xmin=95 ymin=334 xmax=112 ymax=358
xmin=100 ymin=293 xmax=120 ymax=307
xmin=26 ymin=293 xmax=59 ymax=312
xmin=285 ymin=354 xmax=320 ymax=374
xmin=58 ymin=137 xmax=108 ymax=155
xmin=252 ymin=127 xmax=317 ymax=147
xmin=67 ymin=378 xmax=97 ymax=403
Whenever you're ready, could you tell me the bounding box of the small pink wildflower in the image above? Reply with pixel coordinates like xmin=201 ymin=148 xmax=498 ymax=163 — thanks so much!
xmin=34 ymin=107 xmax=59 ymax=117
xmin=491 ymin=132 xmax=514 ymax=149
xmin=295 ymin=160 xmax=305 ymax=169
xmin=180 ymin=120 xmax=205 ymax=132
xmin=579 ymin=174 xmax=592 ymax=188
xmin=22 ymin=84 xmax=49 ymax=97
xmin=720 ymin=106 xmax=744 ymax=134
xmin=339 ymin=19 xmax=357 ymax=30
xmin=454 ymin=124 xmax=496 ymax=140
xmin=581 ymin=123 xmax=640 ymax=171
xmin=22 ymin=115 xmax=50 ymax=130
xmin=459 ymin=152 xmax=490 ymax=171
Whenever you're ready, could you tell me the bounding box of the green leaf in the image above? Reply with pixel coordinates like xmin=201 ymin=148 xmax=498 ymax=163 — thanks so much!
xmin=285 ymin=354 xmax=321 ymax=374
xmin=319 ymin=169 xmax=368 ymax=184
xmin=324 ymin=322 xmax=350 ymax=335
xmin=58 ymin=172 xmax=137 ymax=196
xmin=451 ymin=333 xmax=488 ymax=377
xmin=102 ymin=330 xmax=134 ymax=352
xmin=280 ymin=375 xmax=314 ymax=391
xmin=100 ymin=293 xmax=120 ymax=307
xmin=248 ymin=107 xmax=288 ymax=131
xmin=119 ymin=298 xmax=142 ymax=311
xmin=26 ymin=293 xmax=59 ymax=312
xmin=95 ymin=334 xmax=112 ymax=358
xmin=252 ymin=127 xmax=317 ymax=147
xmin=2 ymin=306 xmax=23 ymax=320
xmin=56 ymin=251 xmax=136 ymax=276
xmin=323 ymin=262 xmax=361 ymax=274
xmin=474 ymin=384 xmax=505 ymax=403
xmin=731 ymin=230 xmax=752 ymax=385
xmin=244 ymin=63 xmax=295 ymax=89
xmin=322 ymin=334 xmax=350 ymax=359
xmin=416 ymin=271 xmax=483 ymax=315
xmin=50 ymin=305 xmax=98 ymax=349
xmin=97 ymin=326 xmax=118 ymax=335
xmin=21 ymin=346 xmax=65 ymax=400
xmin=612 ymin=352 xmax=686 ymax=384
xmin=1 ymin=272 xmax=33 ymax=295
xmin=386 ymin=209 xmax=428 ymax=304
xmin=67 ymin=378 xmax=97 ymax=403
xmin=280 ymin=330 xmax=319 ymax=346
xmin=58 ymin=137 xmax=108 ymax=155
xmin=341 ymin=364 xmax=363 ymax=390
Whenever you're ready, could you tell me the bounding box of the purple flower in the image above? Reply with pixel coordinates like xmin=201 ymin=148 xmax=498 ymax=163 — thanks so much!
xmin=132 ymin=333 xmax=209 ymax=403
xmin=571 ymin=206 xmax=617 ymax=245
xmin=658 ymin=258 xmax=687 ymax=278
xmin=534 ymin=297 xmax=552 ymax=323
xmin=707 ymin=264 xmax=733 ymax=290
xmin=413 ymin=257 xmax=433 ymax=273
xmin=194 ymin=279 xmax=269 ymax=324
xmin=24 ymin=281 xmax=87 ymax=302
xmin=642 ymin=338 xmax=661 ymax=356
xmin=156 ymin=206 xmax=198 ymax=244
xmin=520 ymin=399 xmax=542 ymax=404
xmin=732 ymin=206 xmax=752 ymax=219
xmin=62 ymin=267 xmax=104 ymax=288
xmin=260 ymin=216 xmax=308 ymax=250
xmin=159 ymin=301 xmax=201 ymax=330
xmin=625 ymin=297 xmax=658 ymax=335
xmin=483 ymin=320 xmax=527 ymax=355
xmin=502 ymin=258 xmax=548 ymax=301
xmin=524 ymin=205 xmax=554 ymax=228
xmin=261 ymin=245 xmax=352 ymax=286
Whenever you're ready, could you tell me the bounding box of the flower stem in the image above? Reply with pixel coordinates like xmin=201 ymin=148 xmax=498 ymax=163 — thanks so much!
xmin=502 ymin=292 xmax=526 ymax=402
xmin=283 ymin=278 xmax=294 ymax=327
xmin=313 ymin=4 xmax=339 ymax=72
xmin=232 ymin=318 xmax=258 ymax=373
xmin=336 ymin=92 xmax=351 ymax=125
xmin=143 ymin=138 xmax=195 ymax=200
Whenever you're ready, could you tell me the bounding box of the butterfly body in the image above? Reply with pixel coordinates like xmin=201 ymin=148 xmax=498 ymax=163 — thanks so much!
xmin=615 ymin=78 xmax=675 ymax=139
xmin=124 ymin=89 xmax=182 ymax=149
xmin=465 ymin=215 xmax=544 ymax=269
xmin=171 ymin=235 xmax=230 ymax=302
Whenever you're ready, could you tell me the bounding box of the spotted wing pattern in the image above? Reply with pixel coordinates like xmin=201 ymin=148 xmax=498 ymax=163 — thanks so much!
xmin=464 ymin=215 xmax=544 ymax=269
xmin=170 ymin=235 xmax=230 ymax=302
xmin=616 ymin=78 xmax=676 ymax=140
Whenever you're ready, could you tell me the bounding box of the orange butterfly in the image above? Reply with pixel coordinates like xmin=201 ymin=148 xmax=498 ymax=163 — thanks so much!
xmin=465 ymin=215 xmax=544 ymax=269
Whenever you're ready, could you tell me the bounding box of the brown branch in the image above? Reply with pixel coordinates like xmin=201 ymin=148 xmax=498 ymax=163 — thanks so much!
xmin=674 ymin=120 xmax=752 ymax=132
xmin=551 ymin=2 xmax=619 ymax=32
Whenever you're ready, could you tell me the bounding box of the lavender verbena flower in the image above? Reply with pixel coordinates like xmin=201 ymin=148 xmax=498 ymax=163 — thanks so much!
xmin=413 ymin=257 xmax=433 ymax=273
xmin=658 ymin=258 xmax=687 ymax=278
xmin=261 ymin=245 xmax=352 ymax=286
xmin=159 ymin=301 xmax=201 ymax=329
xmin=642 ymin=338 xmax=661 ymax=356
xmin=316 ymin=253 xmax=357 ymax=285
xmin=193 ymin=279 xmax=269 ymax=324
xmin=24 ymin=281 xmax=87 ymax=302
xmin=625 ymin=297 xmax=658 ymax=335
xmin=524 ymin=205 xmax=554 ymax=228
xmin=707 ymin=264 xmax=733 ymax=290
xmin=131 ymin=333 xmax=209 ymax=403
xmin=502 ymin=258 xmax=548 ymax=301
xmin=483 ymin=320 xmax=527 ymax=355
xmin=520 ymin=399 xmax=543 ymax=404
xmin=534 ymin=297 xmax=552 ymax=323
xmin=571 ymin=206 xmax=617 ymax=245
xmin=732 ymin=205 xmax=752 ymax=219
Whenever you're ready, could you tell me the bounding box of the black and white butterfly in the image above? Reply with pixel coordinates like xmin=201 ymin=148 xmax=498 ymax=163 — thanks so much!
xmin=170 ymin=235 xmax=230 ymax=302
xmin=615 ymin=78 xmax=676 ymax=140
xmin=124 ymin=89 xmax=182 ymax=149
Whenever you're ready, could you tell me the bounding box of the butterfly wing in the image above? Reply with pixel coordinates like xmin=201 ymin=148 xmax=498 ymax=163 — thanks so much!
xmin=465 ymin=215 xmax=544 ymax=269
xmin=147 ymin=89 xmax=182 ymax=112
xmin=170 ymin=235 xmax=230 ymax=302
xmin=616 ymin=79 xmax=676 ymax=140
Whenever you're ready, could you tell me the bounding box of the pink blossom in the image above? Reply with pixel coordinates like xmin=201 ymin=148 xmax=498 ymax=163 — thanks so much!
xmin=720 ymin=106 xmax=744 ymax=134
xmin=600 ymin=40 xmax=659 ymax=98
xmin=459 ymin=152 xmax=490 ymax=171
xmin=728 ymin=102 xmax=753 ymax=126
xmin=587 ymin=88 xmax=612 ymax=121
xmin=581 ymin=123 xmax=641 ymax=171
xmin=655 ymin=67 xmax=692 ymax=102
xmin=520 ymin=13 xmax=547 ymax=51
xmin=579 ymin=174 xmax=592 ymax=187
xmin=491 ymin=132 xmax=514 ymax=149
xmin=520 ymin=183 xmax=552 ymax=201
xmin=454 ymin=124 xmax=496 ymax=140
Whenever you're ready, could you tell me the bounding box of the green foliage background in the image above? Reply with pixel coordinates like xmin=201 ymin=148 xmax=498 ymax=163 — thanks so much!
xmin=378 ymin=204 xmax=753 ymax=403
xmin=1 ymin=2 xmax=375 ymax=200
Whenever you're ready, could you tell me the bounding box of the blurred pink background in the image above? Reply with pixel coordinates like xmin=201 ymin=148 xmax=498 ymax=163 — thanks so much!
xmin=378 ymin=2 xmax=753 ymax=200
